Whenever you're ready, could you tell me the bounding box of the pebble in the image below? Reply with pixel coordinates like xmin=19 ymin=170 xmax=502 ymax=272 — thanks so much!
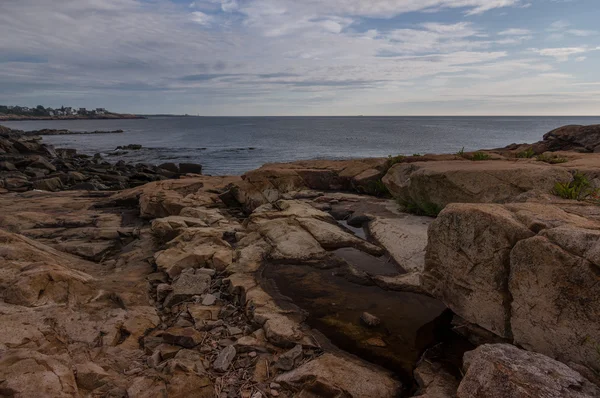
xmin=270 ymin=389 xmax=279 ymax=397
xmin=269 ymin=383 xmax=281 ymax=389
xmin=360 ymin=312 xmax=381 ymax=327
xmin=213 ymin=345 xmax=237 ymax=372
xmin=248 ymin=351 xmax=257 ymax=358
xmin=202 ymin=293 xmax=217 ymax=306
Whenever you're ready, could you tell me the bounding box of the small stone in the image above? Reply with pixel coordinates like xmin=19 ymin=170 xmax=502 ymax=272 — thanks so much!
xmin=365 ymin=337 xmax=387 ymax=347
xmin=269 ymin=383 xmax=281 ymax=389
xmin=156 ymin=283 xmax=173 ymax=302
xmin=148 ymin=350 xmax=162 ymax=368
xmin=213 ymin=345 xmax=236 ymax=372
xmin=248 ymin=351 xmax=257 ymax=358
xmin=270 ymin=389 xmax=279 ymax=397
xmin=162 ymin=327 xmax=205 ymax=348
xmin=251 ymin=392 xmax=263 ymax=398
xmin=202 ymin=293 xmax=217 ymax=306
xmin=196 ymin=268 xmax=216 ymax=277
xmin=360 ymin=312 xmax=381 ymax=327
xmin=228 ymin=326 xmax=243 ymax=336
xmin=275 ymin=344 xmax=303 ymax=371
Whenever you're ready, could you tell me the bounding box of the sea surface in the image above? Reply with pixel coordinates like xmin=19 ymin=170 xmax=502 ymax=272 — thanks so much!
xmin=3 ymin=116 xmax=600 ymax=175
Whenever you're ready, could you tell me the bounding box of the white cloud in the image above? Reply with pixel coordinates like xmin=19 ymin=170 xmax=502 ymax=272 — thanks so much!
xmin=532 ymin=46 xmax=593 ymax=61
xmin=0 ymin=0 xmax=598 ymax=115
xmin=499 ymin=28 xmax=531 ymax=36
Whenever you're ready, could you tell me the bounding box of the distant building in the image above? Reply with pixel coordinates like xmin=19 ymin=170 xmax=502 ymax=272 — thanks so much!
xmin=48 ymin=111 xmax=55 ymax=116
xmin=79 ymin=108 xmax=87 ymax=114
xmin=95 ymin=108 xmax=106 ymax=114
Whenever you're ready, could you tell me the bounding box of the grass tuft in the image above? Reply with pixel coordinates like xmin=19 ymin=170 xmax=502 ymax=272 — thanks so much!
xmin=397 ymin=198 xmax=443 ymax=217
xmin=536 ymin=153 xmax=568 ymax=164
xmin=516 ymin=147 xmax=535 ymax=159
xmin=471 ymin=151 xmax=491 ymax=161
xmin=552 ymin=172 xmax=598 ymax=200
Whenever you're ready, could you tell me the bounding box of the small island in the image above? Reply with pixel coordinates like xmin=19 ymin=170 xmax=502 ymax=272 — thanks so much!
xmin=0 ymin=104 xmax=144 ymax=121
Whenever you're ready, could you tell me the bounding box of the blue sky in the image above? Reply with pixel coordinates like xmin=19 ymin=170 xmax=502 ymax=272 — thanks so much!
xmin=0 ymin=0 xmax=599 ymax=115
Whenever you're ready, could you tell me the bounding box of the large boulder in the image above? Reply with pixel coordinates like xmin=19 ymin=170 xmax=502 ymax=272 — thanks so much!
xmin=457 ymin=344 xmax=600 ymax=398
xmin=383 ymin=160 xmax=572 ymax=209
xmin=425 ymin=202 xmax=600 ymax=372
xmin=542 ymin=124 xmax=600 ymax=153
xmin=424 ymin=203 xmax=534 ymax=337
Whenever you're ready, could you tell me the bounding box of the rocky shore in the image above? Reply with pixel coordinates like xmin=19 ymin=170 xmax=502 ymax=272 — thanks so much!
xmin=1 ymin=123 xmax=600 ymax=397
xmin=0 ymin=125 xmax=202 ymax=192
xmin=22 ymin=129 xmax=125 ymax=136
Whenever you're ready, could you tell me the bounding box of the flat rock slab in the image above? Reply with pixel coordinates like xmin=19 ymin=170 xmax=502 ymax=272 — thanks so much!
xmin=369 ymin=214 xmax=431 ymax=273
xmin=164 ymin=271 xmax=211 ymax=307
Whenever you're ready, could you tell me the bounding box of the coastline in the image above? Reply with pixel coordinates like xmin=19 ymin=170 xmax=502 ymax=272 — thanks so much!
xmin=0 ymin=113 xmax=144 ymax=121
xmin=1 ymin=123 xmax=600 ymax=397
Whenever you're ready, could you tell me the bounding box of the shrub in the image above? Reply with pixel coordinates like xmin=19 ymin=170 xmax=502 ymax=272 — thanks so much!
xmin=456 ymin=147 xmax=465 ymax=157
xmin=516 ymin=147 xmax=535 ymax=159
xmin=385 ymin=154 xmax=405 ymax=170
xmin=536 ymin=153 xmax=568 ymax=164
xmin=471 ymin=151 xmax=491 ymax=161
xmin=361 ymin=179 xmax=390 ymax=197
xmin=552 ymin=172 xmax=597 ymax=200
xmin=412 ymin=153 xmax=422 ymax=157
xmin=397 ymin=198 xmax=443 ymax=217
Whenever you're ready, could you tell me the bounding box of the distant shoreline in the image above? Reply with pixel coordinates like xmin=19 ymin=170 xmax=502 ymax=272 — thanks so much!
xmin=0 ymin=114 xmax=145 ymax=121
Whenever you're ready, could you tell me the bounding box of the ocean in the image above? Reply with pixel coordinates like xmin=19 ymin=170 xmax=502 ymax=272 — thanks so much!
xmin=3 ymin=116 xmax=600 ymax=176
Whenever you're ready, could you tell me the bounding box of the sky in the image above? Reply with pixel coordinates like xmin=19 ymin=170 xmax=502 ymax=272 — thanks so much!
xmin=0 ymin=0 xmax=599 ymax=116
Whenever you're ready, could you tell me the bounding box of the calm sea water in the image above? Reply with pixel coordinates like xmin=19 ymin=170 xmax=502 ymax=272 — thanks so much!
xmin=3 ymin=116 xmax=600 ymax=175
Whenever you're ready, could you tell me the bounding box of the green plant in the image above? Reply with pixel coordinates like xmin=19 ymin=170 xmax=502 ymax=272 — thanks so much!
xmin=357 ymin=179 xmax=390 ymax=197
xmin=385 ymin=154 xmax=405 ymax=169
xmin=412 ymin=153 xmax=422 ymax=157
xmin=397 ymin=198 xmax=443 ymax=217
xmin=552 ymin=172 xmax=598 ymax=200
xmin=536 ymin=153 xmax=568 ymax=164
xmin=516 ymin=147 xmax=535 ymax=159
xmin=456 ymin=147 xmax=465 ymax=157
xmin=471 ymin=151 xmax=491 ymax=161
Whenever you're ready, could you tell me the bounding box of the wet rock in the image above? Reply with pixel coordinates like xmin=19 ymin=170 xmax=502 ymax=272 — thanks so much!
xmin=159 ymin=162 xmax=180 ymax=173
xmin=162 ymin=327 xmax=205 ymax=348
xmin=178 ymin=162 xmax=203 ymax=174
xmin=163 ymin=271 xmax=211 ymax=307
xmin=360 ymin=312 xmax=381 ymax=327
xmin=213 ymin=345 xmax=237 ymax=372
xmin=275 ymin=344 xmax=303 ymax=371
xmin=457 ymin=344 xmax=600 ymax=398
xmin=276 ymin=353 xmax=401 ymax=398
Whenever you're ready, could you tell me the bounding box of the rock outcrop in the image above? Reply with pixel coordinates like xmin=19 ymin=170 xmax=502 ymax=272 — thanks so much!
xmin=425 ymin=202 xmax=600 ymax=372
xmin=0 ymin=125 xmax=203 ymax=192
xmin=457 ymin=344 xmax=600 ymax=398
xmin=383 ymin=160 xmax=572 ymax=210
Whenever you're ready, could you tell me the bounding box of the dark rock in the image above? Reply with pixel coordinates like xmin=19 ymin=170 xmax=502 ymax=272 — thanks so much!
xmin=276 ymin=344 xmax=303 ymax=371
xmin=178 ymin=163 xmax=203 ymax=174
xmin=28 ymin=155 xmax=56 ymax=172
xmin=32 ymin=177 xmax=63 ymax=192
xmin=159 ymin=162 xmax=180 ymax=173
xmin=162 ymin=327 xmax=205 ymax=348
xmin=0 ymin=161 xmax=16 ymax=171
xmin=346 ymin=214 xmax=372 ymax=227
xmin=70 ymin=181 xmax=109 ymax=191
xmin=116 ymin=144 xmax=142 ymax=150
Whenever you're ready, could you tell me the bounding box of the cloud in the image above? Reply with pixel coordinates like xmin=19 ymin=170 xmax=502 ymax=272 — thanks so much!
xmin=499 ymin=28 xmax=532 ymax=36
xmin=0 ymin=0 xmax=598 ymax=115
xmin=532 ymin=46 xmax=593 ymax=61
